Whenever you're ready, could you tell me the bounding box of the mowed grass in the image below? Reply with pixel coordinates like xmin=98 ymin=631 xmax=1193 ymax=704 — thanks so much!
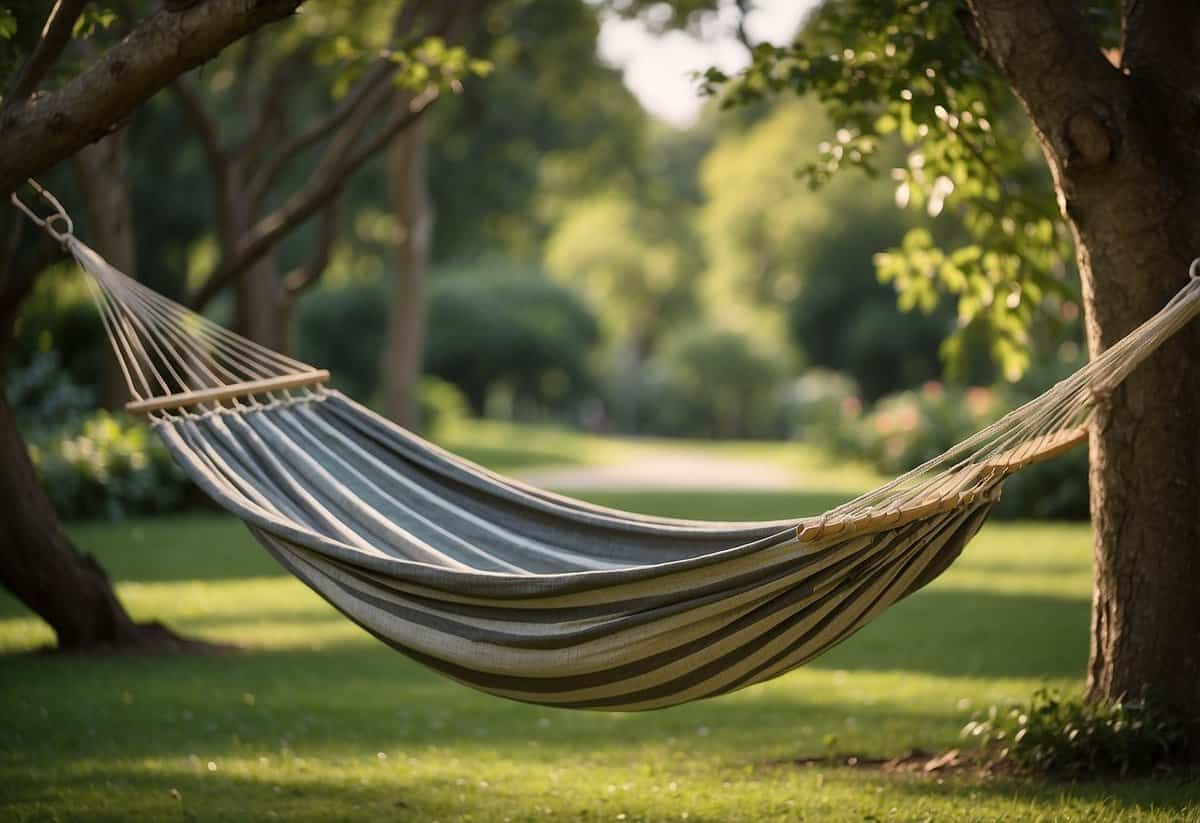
xmin=1 ymin=432 xmax=1196 ymax=821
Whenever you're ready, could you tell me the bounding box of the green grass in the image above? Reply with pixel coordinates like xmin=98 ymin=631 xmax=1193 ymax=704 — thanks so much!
xmin=1 ymin=434 xmax=1196 ymax=821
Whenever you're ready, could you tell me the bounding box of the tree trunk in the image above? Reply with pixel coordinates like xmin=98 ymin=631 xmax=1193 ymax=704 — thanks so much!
xmin=381 ymin=118 xmax=431 ymax=427
xmin=233 ymin=252 xmax=288 ymax=352
xmin=72 ymin=131 xmax=137 ymax=408
xmin=0 ymin=222 xmax=212 ymax=653
xmin=967 ymin=0 xmax=1200 ymax=750
xmin=227 ymin=189 xmax=288 ymax=353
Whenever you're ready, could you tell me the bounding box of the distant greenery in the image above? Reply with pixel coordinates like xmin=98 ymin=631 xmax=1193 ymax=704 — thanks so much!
xmin=297 ymin=261 xmax=600 ymax=416
xmin=705 ymin=0 xmax=1082 ymax=381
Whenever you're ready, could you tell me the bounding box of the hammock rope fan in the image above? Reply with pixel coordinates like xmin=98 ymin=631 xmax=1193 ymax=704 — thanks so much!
xmin=12 ymin=182 xmax=1200 ymax=711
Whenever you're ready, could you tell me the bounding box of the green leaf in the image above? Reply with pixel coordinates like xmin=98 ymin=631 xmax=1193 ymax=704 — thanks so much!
xmin=0 ymin=8 xmax=16 ymax=40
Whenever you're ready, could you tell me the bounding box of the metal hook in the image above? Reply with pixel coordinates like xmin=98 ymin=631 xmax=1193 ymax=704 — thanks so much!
xmin=9 ymin=179 xmax=74 ymax=247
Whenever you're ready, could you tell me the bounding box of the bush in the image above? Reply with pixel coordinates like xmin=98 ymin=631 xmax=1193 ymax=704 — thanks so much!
xmin=962 ymin=688 xmax=1189 ymax=777
xmin=852 ymin=382 xmax=1002 ymax=475
xmin=7 ymin=350 xmax=96 ymax=431
xmin=424 ymin=265 xmax=600 ymax=416
xmin=824 ymin=378 xmax=1090 ymax=519
xmin=416 ymin=376 xmax=469 ymax=436
xmin=995 ymin=445 xmax=1089 ymax=520
xmin=639 ymin=324 xmax=795 ymax=439
xmin=297 ymin=261 xmax=602 ymax=419
xmin=297 ymin=280 xmax=388 ymax=400
xmin=28 ymin=410 xmax=187 ymax=521
xmin=780 ymin=368 xmax=861 ymax=441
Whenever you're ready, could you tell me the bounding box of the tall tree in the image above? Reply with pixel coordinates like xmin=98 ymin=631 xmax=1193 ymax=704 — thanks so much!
xmin=380 ymin=119 xmax=431 ymax=425
xmin=0 ymin=0 xmax=305 ymax=650
xmin=706 ymin=0 xmax=1200 ymax=747
xmin=173 ymin=0 xmax=489 ymax=351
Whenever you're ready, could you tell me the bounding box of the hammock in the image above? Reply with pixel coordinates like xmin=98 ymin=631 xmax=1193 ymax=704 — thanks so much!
xmin=13 ymin=185 xmax=1200 ymax=710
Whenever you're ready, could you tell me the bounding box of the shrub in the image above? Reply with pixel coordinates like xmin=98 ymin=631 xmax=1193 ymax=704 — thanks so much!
xmin=780 ymin=368 xmax=861 ymax=441
xmin=826 ymin=378 xmax=1090 ymax=519
xmin=29 ymin=410 xmax=187 ymax=521
xmin=962 ymin=688 xmax=1189 ymax=777
xmin=417 ymin=376 xmax=469 ymax=436
xmin=424 ymin=266 xmax=600 ymax=416
xmin=640 ymin=324 xmax=796 ymax=439
xmin=297 ymin=261 xmax=601 ymax=418
xmin=854 ymin=382 xmax=1002 ymax=475
xmin=297 ymin=280 xmax=388 ymax=400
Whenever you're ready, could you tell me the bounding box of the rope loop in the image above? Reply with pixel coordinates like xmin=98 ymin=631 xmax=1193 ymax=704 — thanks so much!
xmin=1189 ymin=257 xmax=1200 ymax=281
xmin=10 ymin=179 xmax=74 ymax=247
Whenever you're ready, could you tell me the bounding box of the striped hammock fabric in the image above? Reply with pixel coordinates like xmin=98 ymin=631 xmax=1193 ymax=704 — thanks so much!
xmin=16 ymin=181 xmax=1200 ymax=710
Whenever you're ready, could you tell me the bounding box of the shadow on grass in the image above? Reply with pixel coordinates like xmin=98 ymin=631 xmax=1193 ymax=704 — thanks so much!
xmin=811 ymin=585 xmax=1090 ymax=679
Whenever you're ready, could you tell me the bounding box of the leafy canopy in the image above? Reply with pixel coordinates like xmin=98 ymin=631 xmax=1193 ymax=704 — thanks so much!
xmin=701 ymin=0 xmax=1107 ymax=379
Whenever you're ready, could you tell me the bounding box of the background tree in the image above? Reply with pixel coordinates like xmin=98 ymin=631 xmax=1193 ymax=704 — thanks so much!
xmin=704 ymin=0 xmax=1200 ymax=747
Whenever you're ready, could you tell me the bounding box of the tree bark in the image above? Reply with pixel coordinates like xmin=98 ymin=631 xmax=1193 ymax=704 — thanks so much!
xmin=72 ymin=131 xmax=137 ymax=408
xmin=381 ymin=118 xmax=431 ymax=427
xmin=967 ymin=0 xmax=1200 ymax=749
xmin=0 ymin=225 xmax=213 ymax=653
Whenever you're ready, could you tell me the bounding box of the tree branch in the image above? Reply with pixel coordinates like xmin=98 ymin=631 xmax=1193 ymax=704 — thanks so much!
xmin=243 ymin=0 xmax=452 ymax=205
xmin=188 ymin=88 xmax=437 ymax=310
xmin=0 ymin=0 xmax=305 ymax=195
xmin=283 ymin=193 xmax=342 ymax=295
xmin=244 ymin=58 xmax=393 ymax=207
xmin=2 ymin=0 xmax=88 ymax=110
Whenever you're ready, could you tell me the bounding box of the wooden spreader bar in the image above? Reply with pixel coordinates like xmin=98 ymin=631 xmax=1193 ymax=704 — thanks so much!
xmin=125 ymin=370 xmax=330 ymax=415
xmin=795 ymin=425 xmax=1089 ymax=544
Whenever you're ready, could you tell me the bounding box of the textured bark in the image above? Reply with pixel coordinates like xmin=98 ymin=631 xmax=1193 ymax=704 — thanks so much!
xmin=381 ymin=119 xmax=431 ymax=427
xmin=0 ymin=0 xmax=304 ymax=194
xmin=0 ymin=0 xmax=299 ymax=654
xmin=0 ymin=242 xmax=214 ymax=653
xmin=968 ymin=0 xmax=1200 ymax=746
xmin=72 ymin=131 xmax=137 ymax=408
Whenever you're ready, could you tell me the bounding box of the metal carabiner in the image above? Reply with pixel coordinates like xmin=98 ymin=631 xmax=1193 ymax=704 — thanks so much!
xmin=10 ymin=179 xmax=74 ymax=247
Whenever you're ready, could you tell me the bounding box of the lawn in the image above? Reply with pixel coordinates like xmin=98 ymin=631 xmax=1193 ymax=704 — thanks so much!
xmin=1 ymin=430 xmax=1196 ymax=821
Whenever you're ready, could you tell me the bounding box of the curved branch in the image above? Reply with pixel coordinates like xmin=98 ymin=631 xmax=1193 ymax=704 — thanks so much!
xmin=188 ymin=88 xmax=437 ymax=310
xmin=0 ymin=0 xmax=305 ymax=195
xmin=2 ymin=0 xmax=88 ymax=110
xmin=283 ymin=193 xmax=342 ymax=295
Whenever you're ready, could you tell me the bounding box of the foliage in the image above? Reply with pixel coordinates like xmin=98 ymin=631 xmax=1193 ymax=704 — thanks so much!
xmin=545 ymin=188 xmax=699 ymax=358
xmin=6 ymin=351 xmax=95 ymax=431
xmin=428 ymin=0 xmax=647 ymax=259
xmin=997 ymin=445 xmax=1089 ymax=521
xmin=962 ymin=688 xmax=1190 ymax=777
xmin=848 ymin=380 xmax=1002 ymax=475
xmin=828 ymin=376 xmax=1088 ymax=519
xmin=27 ymin=410 xmax=185 ymax=521
xmin=425 ymin=262 xmax=601 ymax=417
xmin=704 ymin=0 xmax=1084 ymax=380
xmin=296 ymin=279 xmax=389 ymax=401
xmin=415 ymin=375 xmax=469 ymax=436
xmin=779 ymin=368 xmax=860 ymax=441
xmin=8 ymin=333 xmax=186 ymax=523
xmin=297 ymin=261 xmax=601 ymax=417
xmin=697 ymin=101 xmax=960 ymax=399
xmin=640 ymin=322 xmax=795 ymax=438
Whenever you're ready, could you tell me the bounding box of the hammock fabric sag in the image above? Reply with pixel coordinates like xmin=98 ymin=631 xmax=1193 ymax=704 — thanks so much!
xmin=13 ymin=184 xmax=1200 ymax=711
